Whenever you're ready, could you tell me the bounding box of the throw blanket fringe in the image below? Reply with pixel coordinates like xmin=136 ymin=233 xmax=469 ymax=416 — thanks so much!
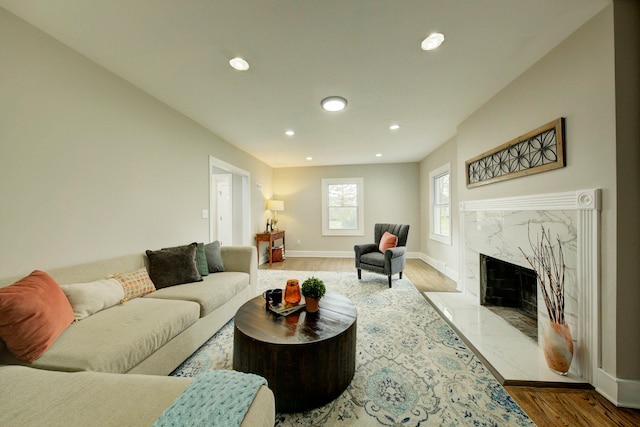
xmin=153 ymin=370 xmax=267 ymax=427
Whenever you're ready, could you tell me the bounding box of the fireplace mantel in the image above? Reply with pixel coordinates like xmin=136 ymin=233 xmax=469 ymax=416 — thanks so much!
xmin=458 ymin=189 xmax=600 ymax=384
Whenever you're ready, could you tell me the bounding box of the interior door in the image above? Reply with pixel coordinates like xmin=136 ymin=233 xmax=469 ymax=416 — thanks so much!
xmin=213 ymin=173 xmax=233 ymax=245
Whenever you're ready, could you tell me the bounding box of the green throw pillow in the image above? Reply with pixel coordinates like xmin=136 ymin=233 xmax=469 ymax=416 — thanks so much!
xmin=195 ymin=243 xmax=209 ymax=276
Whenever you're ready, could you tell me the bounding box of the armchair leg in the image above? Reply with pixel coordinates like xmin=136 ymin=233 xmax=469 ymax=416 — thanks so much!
xmin=357 ymin=269 xmax=362 ymax=280
xmin=388 ymin=275 xmax=392 ymax=288
xmin=399 ymin=271 xmax=403 ymax=279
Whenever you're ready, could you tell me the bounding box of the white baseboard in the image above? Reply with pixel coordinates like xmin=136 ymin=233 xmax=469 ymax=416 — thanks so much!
xmin=596 ymin=368 xmax=640 ymax=409
xmin=285 ymin=250 xmax=423 ymax=259
xmin=272 ymin=251 xmax=459 ymax=284
xmin=285 ymin=250 xmax=354 ymax=258
xmin=420 ymin=254 xmax=459 ymax=284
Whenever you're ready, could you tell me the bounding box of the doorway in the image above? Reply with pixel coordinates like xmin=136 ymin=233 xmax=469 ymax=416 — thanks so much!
xmin=208 ymin=156 xmax=251 ymax=245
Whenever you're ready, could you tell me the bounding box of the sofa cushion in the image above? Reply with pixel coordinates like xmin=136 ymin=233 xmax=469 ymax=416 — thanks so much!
xmin=110 ymin=267 xmax=156 ymax=302
xmin=146 ymin=272 xmax=250 ymax=317
xmin=0 ymin=365 xmax=192 ymax=427
xmin=195 ymin=243 xmax=209 ymax=277
xmin=61 ymin=278 xmax=125 ymax=321
xmin=147 ymin=243 xmax=202 ymax=289
xmin=205 ymin=241 xmax=225 ymax=273
xmin=18 ymin=298 xmax=200 ymax=374
xmin=0 ymin=270 xmax=74 ymax=363
xmin=361 ymin=251 xmax=386 ymax=267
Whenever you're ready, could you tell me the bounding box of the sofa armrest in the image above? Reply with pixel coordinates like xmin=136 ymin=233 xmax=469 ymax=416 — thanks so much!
xmin=220 ymin=246 xmax=258 ymax=293
xmin=384 ymin=246 xmax=406 ymax=261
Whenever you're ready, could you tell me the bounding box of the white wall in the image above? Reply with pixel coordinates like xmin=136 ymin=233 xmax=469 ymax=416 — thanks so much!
xmin=273 ymin=163 xmax=420 ymax=255
xmin=613 ymin=0 xmax=640 ymax=383
xmin=0 ymin=8 xmax=272 ymax=278
xmin=419 ymin=137 xmax=458 ymax=279
xmin=456 ymin=4 xmax=618 ymax=376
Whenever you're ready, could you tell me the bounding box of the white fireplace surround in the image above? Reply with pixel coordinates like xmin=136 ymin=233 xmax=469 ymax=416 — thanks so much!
xmin=459 ymin=188 xmax=600 ymax=384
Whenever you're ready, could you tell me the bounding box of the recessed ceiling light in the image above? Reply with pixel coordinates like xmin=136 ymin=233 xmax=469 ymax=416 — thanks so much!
xmin=421 ymin=33 xmax=445 ymax=51
xmin=376 ymin=153 xmax=382 ymax=157
xmin=389 ymin=124 xmax=400 ymax=130
xmin=229 ymin=57 xmax=250 ymax=71
xmin=306 ymin=156 xmax=313 ymax=161
xmin=285 ymin=130 xmax=295 ymax=136
xmin=321 ymin=96 xmax=348 ymax=112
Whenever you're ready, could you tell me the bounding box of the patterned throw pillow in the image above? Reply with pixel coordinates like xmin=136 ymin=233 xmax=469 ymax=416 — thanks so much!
xmin=109 ymin=268 xmax=156 ymax=303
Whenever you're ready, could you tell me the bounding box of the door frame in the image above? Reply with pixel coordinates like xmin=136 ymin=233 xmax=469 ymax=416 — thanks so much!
xmin=208 ymin=156 xmax=251 ymax=245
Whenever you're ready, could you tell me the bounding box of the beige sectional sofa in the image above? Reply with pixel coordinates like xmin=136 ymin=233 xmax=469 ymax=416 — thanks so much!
xmin=0 ymin=245 xmax=275 ymax=427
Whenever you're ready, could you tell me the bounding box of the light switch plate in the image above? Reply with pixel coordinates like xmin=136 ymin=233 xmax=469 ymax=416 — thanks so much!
xmin=201 ymin=209 xmax=209 ymax=219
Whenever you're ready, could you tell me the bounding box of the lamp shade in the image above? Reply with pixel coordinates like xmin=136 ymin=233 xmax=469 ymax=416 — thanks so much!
xmin=267 ymin=200 xmax=284 ymax=211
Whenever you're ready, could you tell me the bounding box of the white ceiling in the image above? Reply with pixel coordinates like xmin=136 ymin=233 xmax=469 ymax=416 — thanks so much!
xmin=0 ymin=0 xmax=609 ymax=168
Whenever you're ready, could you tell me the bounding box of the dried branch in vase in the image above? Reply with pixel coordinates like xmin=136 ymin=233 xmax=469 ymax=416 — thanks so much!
xmin=519 ymin=224 xmax=566 ymax=324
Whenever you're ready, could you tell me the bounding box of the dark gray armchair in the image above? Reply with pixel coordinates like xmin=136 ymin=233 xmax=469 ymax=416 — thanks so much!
xmin=354 ymin=223 xmax=410 ymax=287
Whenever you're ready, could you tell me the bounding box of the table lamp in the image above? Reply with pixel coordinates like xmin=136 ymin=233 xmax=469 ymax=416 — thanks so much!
xmin=267 ymin=199 xmax=284 ymax=231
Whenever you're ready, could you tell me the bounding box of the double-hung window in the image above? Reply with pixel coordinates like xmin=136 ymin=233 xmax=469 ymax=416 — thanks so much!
xmin=321 ymin=177 xmax=364 ymax=236
xmin=429 ymin=163 xmax=451 ymax=244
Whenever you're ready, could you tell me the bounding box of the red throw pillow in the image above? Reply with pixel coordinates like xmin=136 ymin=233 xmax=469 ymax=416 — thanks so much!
xmin=0 ymin=270 xmax=74 ymax=362
xmin=379 ymin=231 xmax=398 ymax=252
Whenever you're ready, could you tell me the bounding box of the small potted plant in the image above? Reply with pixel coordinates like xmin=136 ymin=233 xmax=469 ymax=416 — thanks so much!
xmin=301 ymin=276 xmax=326 ymax=313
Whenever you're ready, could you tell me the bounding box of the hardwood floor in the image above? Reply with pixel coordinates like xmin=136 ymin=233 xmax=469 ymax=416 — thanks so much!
xmin=259 ymin=257 xmax=640 ymax=427
xmin=259 ymin=257 xmax=458 ymax=292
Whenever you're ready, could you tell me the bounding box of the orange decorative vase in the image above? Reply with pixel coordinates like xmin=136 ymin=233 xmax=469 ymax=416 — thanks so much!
xmin=284 ymin=279 xmax=301 ymax=304
xmin=542 ymin=321 xmax=574 ymax=375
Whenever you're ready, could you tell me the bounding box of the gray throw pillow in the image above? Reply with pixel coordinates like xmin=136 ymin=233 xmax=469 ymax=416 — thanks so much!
xmin=204 ymin=241 xmax=225 ymax=273
xmin=195 ymin=243 xmax=209 ymax=276
xmin=146 ymin=242 xmax=202 ymax=289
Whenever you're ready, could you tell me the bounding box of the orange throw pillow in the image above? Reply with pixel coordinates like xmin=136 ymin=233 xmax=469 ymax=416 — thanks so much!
xmin=0 ymin=270 xmax=74 ymax=362
xmin=379 ymin=231 xmax=398 ymax=252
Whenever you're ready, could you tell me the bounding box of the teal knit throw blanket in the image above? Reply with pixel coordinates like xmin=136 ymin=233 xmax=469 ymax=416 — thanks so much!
xmin=153 ymin=370 xmax=267 ymax=427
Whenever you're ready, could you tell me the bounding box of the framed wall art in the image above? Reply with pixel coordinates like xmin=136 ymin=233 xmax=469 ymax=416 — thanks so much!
xmin=465 ymin=118 xmax=565 ymax=188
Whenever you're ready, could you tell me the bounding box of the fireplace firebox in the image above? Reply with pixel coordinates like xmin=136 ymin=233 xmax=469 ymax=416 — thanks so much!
xmin=480 ymin=254 xmax=538 ymax=340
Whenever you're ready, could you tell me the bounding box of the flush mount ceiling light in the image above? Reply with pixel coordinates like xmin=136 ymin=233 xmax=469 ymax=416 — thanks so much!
xmin=421 ymin=33 xmax=445 ymax=51
xmin=306 ymin=156 xmax=313 ymax=161
xmin=389 ymin=124 xmax=400 ymax=130
xmin=229 ymin=57 xmax=250 ymax=71
xmin=321 ymin=96 xmax=348 ymax=112
xmin=376 ymin=153 xmax=382 ymax=157
xmin=285 ymin=130 xmax=295 ymax=136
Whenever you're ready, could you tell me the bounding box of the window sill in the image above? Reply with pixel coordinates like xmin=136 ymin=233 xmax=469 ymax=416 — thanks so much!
xmin=429 ymin=234 xmax=452 ymax=245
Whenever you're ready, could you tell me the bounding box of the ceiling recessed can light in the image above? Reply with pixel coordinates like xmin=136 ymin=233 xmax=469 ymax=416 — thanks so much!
xmin=321 ymin=96 xmax=348 ymax=112
xmin=421 ymin=33 xmax=445 ymax=51
xmin=376 ymin=153 xmax=382 ymax=157
xmin=389 ymin=124 xmax=400 ymax=130
xmin=285 ymin=130 xmax=295 ymax=136
xmin=306 ymin=156 xmax=313 ymax=161
xmin=229 ymin=57 xmax=250 ymax=71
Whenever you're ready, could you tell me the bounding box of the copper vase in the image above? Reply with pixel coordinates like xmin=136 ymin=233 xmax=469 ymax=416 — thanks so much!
xmin=284 ymin=279 xmax=301 ymax=305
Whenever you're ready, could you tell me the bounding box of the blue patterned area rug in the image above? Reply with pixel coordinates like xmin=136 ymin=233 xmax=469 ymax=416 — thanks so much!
xmin=171 ymin=270 xmax=535 ymax=426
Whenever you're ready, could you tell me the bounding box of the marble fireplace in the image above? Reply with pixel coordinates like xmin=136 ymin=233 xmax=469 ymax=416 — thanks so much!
xmin=427 ymin=189 xmax=600 ymax=385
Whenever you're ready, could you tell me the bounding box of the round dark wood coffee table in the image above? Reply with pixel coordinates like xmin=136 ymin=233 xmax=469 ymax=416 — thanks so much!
xmin=233 ymin=292 xmax=357 ymax=413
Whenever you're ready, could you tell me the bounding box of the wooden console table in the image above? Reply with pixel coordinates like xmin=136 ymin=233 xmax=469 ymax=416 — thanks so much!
xmin=255 ymin=230 xmax=285 ymax=266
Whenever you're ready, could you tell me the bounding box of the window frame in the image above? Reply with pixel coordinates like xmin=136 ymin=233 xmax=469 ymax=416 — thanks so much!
xmin=321 ymin=177 xmax=364 ymax=236
xmin=429 ymin=163 xmax=452 ymax=245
